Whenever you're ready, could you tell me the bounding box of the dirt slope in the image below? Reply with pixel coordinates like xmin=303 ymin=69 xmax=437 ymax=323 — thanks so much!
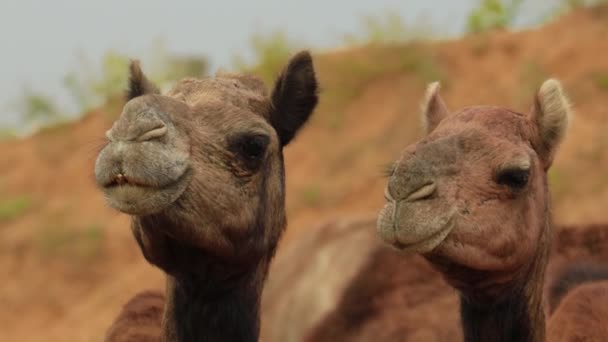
xmin=1 ymin=7 xmax=608 ymax=341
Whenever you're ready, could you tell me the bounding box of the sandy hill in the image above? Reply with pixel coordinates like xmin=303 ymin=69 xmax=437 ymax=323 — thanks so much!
xmin=1 ymin=6 xmax=608 ymax=341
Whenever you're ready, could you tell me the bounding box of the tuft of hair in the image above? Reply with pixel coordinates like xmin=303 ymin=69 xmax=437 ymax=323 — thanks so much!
xmin=127 ymin=60 xmax=160 ymax=101
xmin=270 ymin=50 xmax=319 ymax=146
xmin=533 ymin=79 xmax=572 ymax=161
xmin=420 ymin=81 xmax=449 ymax=133
xmin=547 ymin=262 xmax=608 ymax=314
xmin=104 ymin=290 xmax=164 ymax=341
xmin=226 ymin=73 xmax=268 ymax=95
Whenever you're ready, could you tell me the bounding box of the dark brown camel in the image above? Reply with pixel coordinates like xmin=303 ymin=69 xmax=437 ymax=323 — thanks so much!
xmin=546 ymin=263 xmax=608 ymax=341
xmin=95 ymin=51 xmax=318 ymax=341
xmin=377 ymin=80 xmax=608 ymax=341
xmin=260 ymin=218 xmax=608 ymax=342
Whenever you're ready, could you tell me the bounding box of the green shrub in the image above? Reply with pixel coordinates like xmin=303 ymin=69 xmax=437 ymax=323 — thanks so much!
xmin=466 ymin=0 xmax=523 ymax=34
xmin=300 ymin=185 xmax=322 ymax=207
xmin=562 ymin=0 xmax=608 ymax=9
xmin=398 ymin=48 xmax=444 ymax=83
xmin=0 ymin=195 xmax=31 ymax=222
xmin=516 ymin=60 xmax=547 ymax=106
xmin=64 ymin=46 xmax=208 ymax=113
xmin=343 ymin=11 xmax=435 ymax=46
xmin=592 ymin=72 xmax=608 ymax=90
xmin=548 ymin=166 xmax=570 ymax=201
xmin=233 ymin=31 xmax=298 ymax=86
xmin=11 ymin=88 xmax=61 ymax=131
xmin=8 ymin=42 xmax=209 ymax=135
xmin=549 ymin=0 xmax=608 ymax=19
xmin=37 ymin=223 xmax=105 ymax=260
xmin=0 ymin=128 xmax=17 ymax=142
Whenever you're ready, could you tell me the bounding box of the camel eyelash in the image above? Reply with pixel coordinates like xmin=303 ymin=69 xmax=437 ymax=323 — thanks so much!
xmin=381 ymin=163 xmax=396 ymax=178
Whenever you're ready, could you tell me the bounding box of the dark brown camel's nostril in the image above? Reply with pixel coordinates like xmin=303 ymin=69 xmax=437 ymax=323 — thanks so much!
xmin=405 ymin=182 xmax=437 ymax=202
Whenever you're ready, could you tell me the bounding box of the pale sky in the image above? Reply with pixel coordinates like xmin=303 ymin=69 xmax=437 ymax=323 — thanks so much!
xmin=0 ymin=0 xmax=557 ymax=128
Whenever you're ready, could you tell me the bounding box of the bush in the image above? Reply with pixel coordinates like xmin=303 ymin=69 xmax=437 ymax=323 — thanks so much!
xmin=7 ymin=42 xmax=210 ymax=135
xmin=12 ymin=89 xmax=60 ymax=131
xmin=64 ymin=44 xmax=209 ymax=113
xmin=466 ymin=0 xmax=523 ymax=34
xmin=0 ymin=128 xmax=17 ymax=142
xmin=37 ymin=223 xmax=105 ymax=260
xmin=233 ymin=31 xmax=298 ymax=86
xmin=592 ymin=72 xmax=608 ymax=91
xmin=0 ymin=195 xmax=31 ymax=222
xmin=300 ymin=184 xmax=322 ymax=207
xmin=561 ymin=0 xmax=608 ymax=9
xmin=343 ymin=11 xmax=435 ymax=46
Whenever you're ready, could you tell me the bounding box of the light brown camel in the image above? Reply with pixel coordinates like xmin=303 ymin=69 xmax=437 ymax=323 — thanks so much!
xmin=95 ymin=51 xmax=318 ymax=342
xmin=377 ymin=80 xmax=608 ymax=341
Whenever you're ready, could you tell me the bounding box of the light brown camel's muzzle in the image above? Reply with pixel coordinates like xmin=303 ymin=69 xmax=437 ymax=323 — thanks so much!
xmin=377 ymin=139 xmax=459 ymax=253
xmin=377 ymin=184 xmax=456 ymax=253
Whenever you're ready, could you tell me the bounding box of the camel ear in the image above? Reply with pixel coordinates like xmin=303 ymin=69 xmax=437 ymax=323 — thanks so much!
xmin=270 ymin=51 xmax=319 ymax=146
xmin=531 ymin=79 xmax=572 ymax=167
xmin=127 ymin=60 xmax=160 ymax=101
xmin=421 ymin=82 xmax=449 ymax=134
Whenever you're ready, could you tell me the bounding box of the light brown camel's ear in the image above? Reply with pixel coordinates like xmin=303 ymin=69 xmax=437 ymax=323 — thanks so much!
xmin=270 ymin=50 xmax=319 ymax=146
xmin=421 ymin=82 xmax=450 ymax=133
xmin=127 ymin=60 xmax=160 ymax=101
xmin=531 ymin=79 xmax=572 ymax=167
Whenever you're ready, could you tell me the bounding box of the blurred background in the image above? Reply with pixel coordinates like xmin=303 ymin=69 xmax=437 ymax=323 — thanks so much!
xmin=1 ymin=0 xmax=608 ymax=341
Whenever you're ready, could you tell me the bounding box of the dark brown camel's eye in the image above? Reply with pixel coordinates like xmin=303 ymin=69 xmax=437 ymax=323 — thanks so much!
xmin=496 ymin=168 xmax=530 ymax=190
xmin=229 ymin=134 xmax=270 ymax=169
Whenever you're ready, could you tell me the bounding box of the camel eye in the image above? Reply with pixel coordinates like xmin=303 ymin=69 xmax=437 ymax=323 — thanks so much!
xmin=230 ymin=134 xmax=269 ymax=167
xmin=496 ymin=168 xmax=530 ymax=190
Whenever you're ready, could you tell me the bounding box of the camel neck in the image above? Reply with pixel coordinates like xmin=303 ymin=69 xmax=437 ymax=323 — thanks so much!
xmin=132 ymin=213 xmax=277 ymax=342
xmin=459 ymin=221 xmax=551 ymax=342
xmin=161 ymin=260 xmax=268 ymax=342
xmin=459 ymin=284 xmax=545 ymax=342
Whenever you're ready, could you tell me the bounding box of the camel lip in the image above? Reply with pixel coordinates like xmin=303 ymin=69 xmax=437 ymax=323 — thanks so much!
xmin=391 ymin=217 xmax=455 ymax=253
xmin=101 ymin=166 xmax=192 ymax=191
xmin=100 ymin=167 xmax=192 ymax=200
xmin=102 ymin=168 xmax=192 ymax=216
xmin=104 ymin=175 xmax=151 ymax=189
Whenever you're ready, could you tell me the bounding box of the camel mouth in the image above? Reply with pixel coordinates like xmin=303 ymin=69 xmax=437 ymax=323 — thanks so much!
xmin=103 ymin=174 xmax=153 ymax=189
xmin=377 ymin=202 xmax=455 ymax=254
xmin=102 ymin=168 xmax=192 ymax=216
xmin=390 ymin=220 xmax=454 ymax=253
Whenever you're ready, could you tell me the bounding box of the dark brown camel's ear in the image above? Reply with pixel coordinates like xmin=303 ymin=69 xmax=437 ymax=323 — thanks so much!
xmin=270 ymin=51 xmax=319 ymax=146
xmin=421 ymin=82 xmax=449 ymax=134
xmin=127 ymin=60 xmax=160 ymax=101
xmin=530 ymin=79 xmax=572 ymax=168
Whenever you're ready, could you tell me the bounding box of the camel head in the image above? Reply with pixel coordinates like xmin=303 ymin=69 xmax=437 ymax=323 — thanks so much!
xmin=378 ymin=80 xmax=571 ymax=293
xmin=95 ymin=51 xmax=318 ymax=264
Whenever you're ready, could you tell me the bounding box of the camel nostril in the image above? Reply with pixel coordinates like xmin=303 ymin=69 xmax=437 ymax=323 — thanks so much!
xmin=406 ymin=182 xmax=437 ymax=202
xmin=137 ymin=124 xmax=168 ymax=142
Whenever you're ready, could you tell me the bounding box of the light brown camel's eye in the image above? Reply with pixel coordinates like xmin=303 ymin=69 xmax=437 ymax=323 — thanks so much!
xmin=496 ymin=168 xmax=530 ymax=190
